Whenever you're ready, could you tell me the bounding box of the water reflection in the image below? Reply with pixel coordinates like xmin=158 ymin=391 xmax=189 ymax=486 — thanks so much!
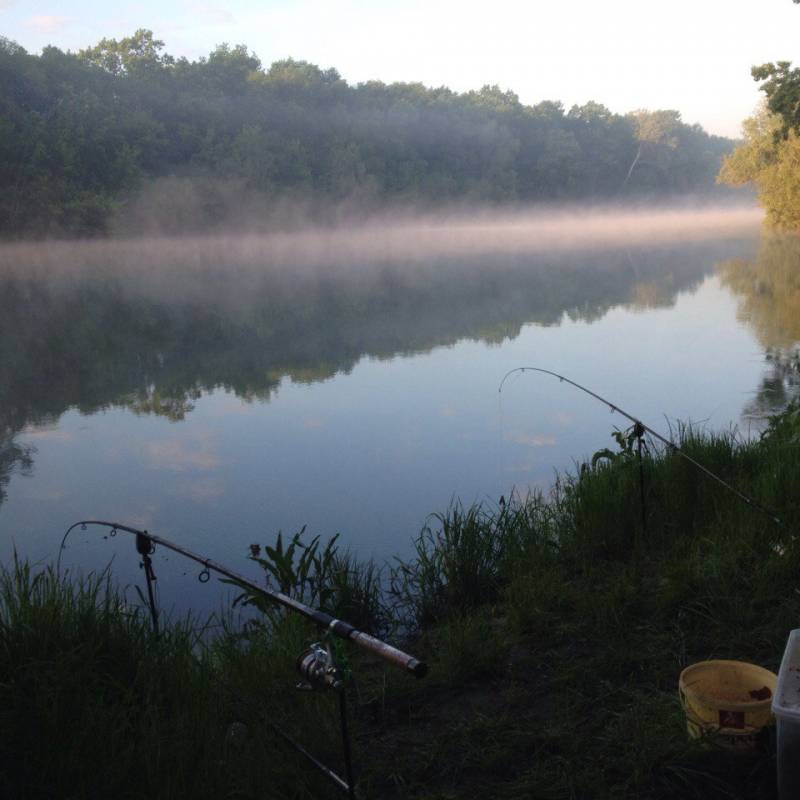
xmin=0 ymin=233 xmax=755 ymax=514
xmin=2 ymin=229 xmax=779 ymax=615
xmin=0 ymin=430 xmax=33 ymax=506
xmin=717 ymin=235 xmax=800 ymax=417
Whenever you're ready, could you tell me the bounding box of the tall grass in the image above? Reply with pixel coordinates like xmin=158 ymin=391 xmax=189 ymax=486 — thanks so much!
xmin=5 ymin=402 xmax=800 ymax=798
xmin=359 ymin=409 xmax=800 ymax=797
xmin=0 ymin=557 xmax=347 ymax=799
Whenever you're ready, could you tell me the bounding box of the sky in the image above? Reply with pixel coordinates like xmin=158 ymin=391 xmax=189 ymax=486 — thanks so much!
xmin=1 ymin=0 xmax=798 ymax=138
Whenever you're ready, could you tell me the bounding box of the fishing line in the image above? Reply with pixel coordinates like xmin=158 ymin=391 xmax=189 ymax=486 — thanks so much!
xmin=498 ymin=373 xmax=506 ymax=494
xmin=497 ymin=367 xmax=529 ymax=502
xmin=498 ymin=366 xmax=785 ymax=529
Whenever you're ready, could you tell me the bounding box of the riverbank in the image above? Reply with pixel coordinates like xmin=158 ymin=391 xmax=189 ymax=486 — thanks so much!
xmin=2 ymin=405 xmax=799 ymax=798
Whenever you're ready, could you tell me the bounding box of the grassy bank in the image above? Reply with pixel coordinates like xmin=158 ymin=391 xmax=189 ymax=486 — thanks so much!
xmin=3 ymin=405 xmax=800 ymax=799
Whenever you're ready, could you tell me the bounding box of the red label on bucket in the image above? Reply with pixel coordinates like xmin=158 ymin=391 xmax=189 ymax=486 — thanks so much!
xmin=719 ymin=710 xmax=745 ymax=729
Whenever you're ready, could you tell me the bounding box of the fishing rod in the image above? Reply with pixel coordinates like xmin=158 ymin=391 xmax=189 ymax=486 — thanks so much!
xmin=498 ymin=366 xmax=784 ymax=529
xmin=60 ymin=519 xmax=429 ymax=798
xmin=59 ymin=520 xmax=427 ymax=677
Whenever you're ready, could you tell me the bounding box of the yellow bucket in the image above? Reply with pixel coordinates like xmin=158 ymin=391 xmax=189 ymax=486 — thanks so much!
xmin=679 ymin=660 xmax=777 ymax=750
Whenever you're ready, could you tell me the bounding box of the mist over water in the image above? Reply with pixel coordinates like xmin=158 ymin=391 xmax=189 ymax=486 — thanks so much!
xmin=1 ymin=202 xmax=763 ymax=275
xmin=0 ymin=202 xmax=788 ymax=616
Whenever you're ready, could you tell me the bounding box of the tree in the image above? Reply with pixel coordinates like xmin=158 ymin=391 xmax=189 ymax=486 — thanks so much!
xmin=749 ymin=3 xmax=800 ymax=137
xmin=79 ymin=29 xmax=173 ymax=77
xmin=263 ymin=58 xmax=343 ymax=89
xmin=718 ymin=108 xmax=800 ymax=229
xmin=751 ymin=61 xmax=800 ymax=138
xmin=622 ymin=109 xmax=681 ymax=189
xmin=196 ymin=44 xmax=260 ymax=94
xmin=716 ymin=1 xmax=800 ymax=226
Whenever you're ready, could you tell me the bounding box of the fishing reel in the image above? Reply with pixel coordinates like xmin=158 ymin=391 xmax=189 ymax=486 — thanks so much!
xmin=294 ymin=638 xmax=356 ymax=798
xmin=296 ymin=640 xmax=345 ymax=692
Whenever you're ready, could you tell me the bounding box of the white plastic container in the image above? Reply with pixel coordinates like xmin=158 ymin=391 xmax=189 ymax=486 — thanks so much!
xmin=773 ymin=629 xmax=800 ymax=799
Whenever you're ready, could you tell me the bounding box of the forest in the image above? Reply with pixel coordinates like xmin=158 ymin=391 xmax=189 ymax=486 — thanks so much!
xmin=0 ymin=30 xmax=736 ymax=238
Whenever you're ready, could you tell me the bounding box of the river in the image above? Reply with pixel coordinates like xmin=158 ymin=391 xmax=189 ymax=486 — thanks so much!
xmin=1 ymin=205 xmax=795 ymax=617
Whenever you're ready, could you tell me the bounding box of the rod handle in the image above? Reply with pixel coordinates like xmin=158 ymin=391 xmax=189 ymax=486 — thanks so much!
xmin=349 ymin=631 xmax=428 ymax=677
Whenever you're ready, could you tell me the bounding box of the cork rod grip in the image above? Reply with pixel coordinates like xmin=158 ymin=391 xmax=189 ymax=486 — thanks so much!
xmin=349 ymin=631 xmax=428 ymax=677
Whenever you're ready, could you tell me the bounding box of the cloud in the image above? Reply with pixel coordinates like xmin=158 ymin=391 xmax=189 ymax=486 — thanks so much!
xmin=0 ymin=1 xmax=16 ymax=11
xmin=205 ymin=394 xmax=255 ymax=418
xmin=169 ymin=477 xmax=225 ymax=502
xmin=23 ymin=487 xmax=65 ymax=502
xmin=120 ymin=504 xmax=159 ymax=529
xmin=26 ymin=15 xmax=74 ymax=34
xmin=142 ymin=436 xmax=218 ymax=471
xmin=505 ymin=432 xmax=557 ymax=447
xmin=23 ymin=427 xmax=73 ymax=443
xmin=505 ymin=461 xmax=534 ymax=473
xmin=187 ymin=3 xmax=235 ymax=25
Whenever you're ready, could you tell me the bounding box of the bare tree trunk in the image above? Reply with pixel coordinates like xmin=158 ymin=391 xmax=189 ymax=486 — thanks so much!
xmin=622 ymin=142 xmax=643 ymax=190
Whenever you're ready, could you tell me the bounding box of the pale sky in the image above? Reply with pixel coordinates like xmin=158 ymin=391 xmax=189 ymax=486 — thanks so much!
xmin=2 ymin=0 xmax=798 ymax=138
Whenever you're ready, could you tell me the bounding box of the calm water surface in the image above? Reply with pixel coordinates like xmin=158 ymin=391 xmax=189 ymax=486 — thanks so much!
xmin=1 ymin=216 xmax=797 ymax=615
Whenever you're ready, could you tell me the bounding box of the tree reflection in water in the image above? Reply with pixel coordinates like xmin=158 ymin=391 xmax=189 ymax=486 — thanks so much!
xmin=0 ymin=429 xmax=33 ymax=506
xmin=0 ymin=234 xmax=754 ymax=504
xmin=717 ymin=235 xmax=800 ymax=418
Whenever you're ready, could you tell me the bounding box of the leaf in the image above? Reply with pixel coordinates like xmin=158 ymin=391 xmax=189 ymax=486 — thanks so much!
xmin=591 ymin=448 xmax=617 ymax=467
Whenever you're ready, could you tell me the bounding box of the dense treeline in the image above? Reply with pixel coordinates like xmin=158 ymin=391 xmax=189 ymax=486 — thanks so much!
xmin=0 ymin=30 xmax=734 ymax=237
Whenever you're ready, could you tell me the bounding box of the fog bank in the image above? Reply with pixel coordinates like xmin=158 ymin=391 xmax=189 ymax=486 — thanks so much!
xmin=0 ymin=204 xmax=763 ymax=281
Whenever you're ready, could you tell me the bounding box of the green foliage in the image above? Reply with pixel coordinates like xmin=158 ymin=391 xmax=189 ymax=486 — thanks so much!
xmin=243 ymin=528 xmax=340 ymax=606
xmin=724 ymin=4 xmax=800 ymax=227
xmin=0 ymin=31 xmax=734 ymax=238
xmin=325 ymin=551 xmax=388 ymax=635
xmin=718 ymin=108 xmax=800 ymax=229
xmin=750 ymin=4 xmax=800 ymax=140
xmin=78 ymin=29 xmax=173 ymax=76
xmin=427 ymin=610 xmax=504 ymax=684
xmin=390 ymin=503 xmax=509 ymax=626
xmin=752 ymin=59 xmax=800 ymax=140
xmin=590 ymin=424 xmax=645 ymax=467
xmin=630 ymin=109 xmax=682 ymax=147
xmin=762 ymin=397 xmax=800 ymax=442
xmin=233 ymin=530 xmax=388 ymax=636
